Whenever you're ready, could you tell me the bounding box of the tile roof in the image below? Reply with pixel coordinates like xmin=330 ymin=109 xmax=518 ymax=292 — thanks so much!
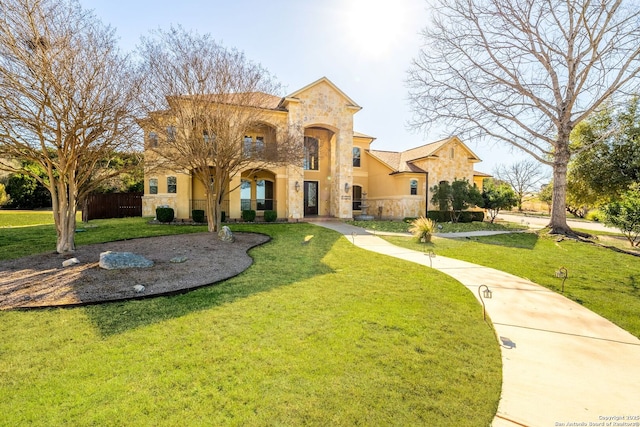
xmin=368 ymin=136 xmax=480 ymax=174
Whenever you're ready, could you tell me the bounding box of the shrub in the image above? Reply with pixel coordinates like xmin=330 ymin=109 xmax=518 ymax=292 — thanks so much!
xmin=585 ymin=209 xmax=605 ymax=222
xmin=242 ymin=209 xmax=256 ymax=222
xmin=427 ymin=210 xmax=483 ymax=223
xmin=264 ymin=210 xmax=277 ymax=222
xmin=459 ymin=211 xmax=485 ymax=223
xmin=192 ymin=209 xmax=205 ymax=223
xmin=427 ymin=211 xmax=450 ymax=222
xmin=408 ymin=216 xmax=436 ymax=242
xmin=156 ymin=206 xmax=174 ymax=223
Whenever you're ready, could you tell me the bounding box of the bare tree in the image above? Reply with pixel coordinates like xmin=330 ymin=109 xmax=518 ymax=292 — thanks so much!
xmin=494 ymin=160 xmax=546 ymax=211
xmin=408 ymin=0 xmax=640 ymax=235
xmin=137 ymin=27 xmax=301 ymax=233
xmin=0 ymin=0 xmax=139 ymax=253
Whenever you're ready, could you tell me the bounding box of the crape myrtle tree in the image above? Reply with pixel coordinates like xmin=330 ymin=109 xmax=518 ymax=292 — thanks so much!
xmin=408 ymin=0 xmax=640 ymax=236
xmin=137 ymin=27 xmax=302 ymax=233
xmin=0 ymin=0 xmax=139 ymax=253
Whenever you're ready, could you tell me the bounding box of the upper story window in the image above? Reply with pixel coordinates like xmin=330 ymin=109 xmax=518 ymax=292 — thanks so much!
xmin=450 ymin=147 xmax=455 ymax=159
xmin=203 ymin=130 xmax=212 ymax=144
xmin=353 ymin=147 xmax=361 ymax=167
xmin=167 ymin=126 xmax=176 ymax=141
xmin=243 ymin=135 xmax=266 ymax=158
xmin=148 ymin=132 xmax=158 ymax=148
xmin=149 ymin=178 xmax=158 ymax=194
xmin=304 ymin=136 xmax=319 ymax=170
xmin=167 ymin=176 xmax=177 ymax=193
xmin=410 ymin=179 xmax=418 ymax=195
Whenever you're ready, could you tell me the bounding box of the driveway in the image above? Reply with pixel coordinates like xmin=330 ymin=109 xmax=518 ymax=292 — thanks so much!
xmin=496 ymin=212 xmax=616 ymax=233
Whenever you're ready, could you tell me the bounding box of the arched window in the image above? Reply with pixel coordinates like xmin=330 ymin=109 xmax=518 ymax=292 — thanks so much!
xmin=352 ymin=185 xmax=362 ymax=210
xmin=410 ymin=179 xmax=418 ymax=195
xmin=240 ymin=179 xmax=251 ymax=211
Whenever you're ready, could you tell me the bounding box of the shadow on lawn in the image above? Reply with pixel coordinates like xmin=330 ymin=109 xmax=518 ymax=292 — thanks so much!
xmin=468 ymin=231 xmax=540 ymax=249
xmin=82 ymin=224 xmax=340 ymax=337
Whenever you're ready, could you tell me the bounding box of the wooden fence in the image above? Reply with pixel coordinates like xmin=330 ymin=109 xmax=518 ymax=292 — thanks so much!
xmin=83 ymin=192 xmax=142 ymax=221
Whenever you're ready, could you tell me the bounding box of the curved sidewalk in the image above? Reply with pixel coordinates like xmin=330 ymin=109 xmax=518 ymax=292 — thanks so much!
xmin=311 ymin=221 xmax=640 ymax=427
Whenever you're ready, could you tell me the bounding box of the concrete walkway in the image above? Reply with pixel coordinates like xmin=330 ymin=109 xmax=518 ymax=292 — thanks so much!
xmin=310 ymin=221 xmax=640 ymax=427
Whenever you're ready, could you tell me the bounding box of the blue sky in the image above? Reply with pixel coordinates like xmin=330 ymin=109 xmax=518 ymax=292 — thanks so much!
xmin=82 ymin=0 xmax=529 ymax=174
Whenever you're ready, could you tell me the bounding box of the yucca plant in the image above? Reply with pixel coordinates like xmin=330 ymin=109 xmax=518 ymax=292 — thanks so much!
xmin=409 ymin=216 xmax=436 ymax=243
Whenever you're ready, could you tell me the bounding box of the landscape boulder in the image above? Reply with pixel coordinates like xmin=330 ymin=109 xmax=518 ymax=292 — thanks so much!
xmin=62 ymin=257 xmax=80 ymax=268
xmin=218 ymin=226 xmax=235 ymax=243
xmin=99 ymin=251 xmax=154 ymax=270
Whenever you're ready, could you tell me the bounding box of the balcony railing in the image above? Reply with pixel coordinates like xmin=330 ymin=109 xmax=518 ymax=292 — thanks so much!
xmin=189 ymin=199 xmax=230 ymax=216
xmin=241 ymin=199 xmax=276 ymax=211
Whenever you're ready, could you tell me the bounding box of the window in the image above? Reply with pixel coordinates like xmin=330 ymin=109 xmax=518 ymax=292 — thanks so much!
xmin=167 ymin=126 xmax=176 ymax=141
xmin=304 ymin=137 xmax=319 ymax=170
xmin=450 ymin=147 xmax=455 ymax=159
xmin=353 ymin=147 xmax=361 ymax=167
xmin=255 ymin=136 xmax=265 ymax=154
xmin=256 ymin=179 xmax=274 ymax=210
xmin=243 ymin=136 xmax=253 ymax=157
xmin=243 ymin=135 xmax=265 ymax=158
xmin=167 ymin=176 xmax=177 ymax=193
xmin=149 ymin=178 xmax=158 ymax=194
xmin=203 ymin=130 xmax=211 ymax=144
xmin=352 ymin=185 xmax=362 ymax=210
xmin=148 ymin=132 xmax=158 ymax=147
xmin=240 ymin=179 xmax=251 ymax=211
xmin=410 ymin=179 xmax=418 ymax=195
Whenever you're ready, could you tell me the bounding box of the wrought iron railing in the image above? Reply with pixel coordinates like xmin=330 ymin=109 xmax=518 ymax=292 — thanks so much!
xmin=241 ymin=199 xmax=276 ymax=211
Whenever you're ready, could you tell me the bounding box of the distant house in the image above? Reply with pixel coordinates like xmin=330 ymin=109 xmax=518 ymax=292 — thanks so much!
xmin=141 ymin=77 xmax=488 ymax=221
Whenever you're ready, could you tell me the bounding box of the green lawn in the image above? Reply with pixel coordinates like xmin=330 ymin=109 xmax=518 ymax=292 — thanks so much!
xmin=0 ymin=217 xmax=501 ymax=426
xmin=347 ymin=219 xmax=526 ymax=234
xmin=384 ymin=232 xmax=640 ymax=339
xmin=0 ymin=209 xmax=64 ymax=227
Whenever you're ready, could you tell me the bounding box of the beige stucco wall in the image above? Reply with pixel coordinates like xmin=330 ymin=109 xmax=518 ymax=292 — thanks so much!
xmin=142 ymin=171 xmax=191 ymax=218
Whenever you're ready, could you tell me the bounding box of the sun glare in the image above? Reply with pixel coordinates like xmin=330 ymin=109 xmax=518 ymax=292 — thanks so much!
xmin=341 ymin=0 xmax=410 ymax=60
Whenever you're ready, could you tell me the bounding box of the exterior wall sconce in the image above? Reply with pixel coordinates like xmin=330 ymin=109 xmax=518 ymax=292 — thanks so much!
xmin=295 ymin=181 xmax=300 ymax=192
xmin=478 ymin=284 xmax=492 ymax=321
xmin=344 ymin=182 xmax=350 ymax=193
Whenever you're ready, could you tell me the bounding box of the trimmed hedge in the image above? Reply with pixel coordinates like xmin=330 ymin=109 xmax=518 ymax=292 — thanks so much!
xmin=427 ymin=210 xmax=484 ymax=223
xmin=242 ymin=209 xmax=256 ymax=222
xmin=156 ymin=207 xmax=175 ymax=223
xmin=264 ymin=210 xmax=277 ymax=222
xmin=192 ymin=209 xmax=205 ymax=223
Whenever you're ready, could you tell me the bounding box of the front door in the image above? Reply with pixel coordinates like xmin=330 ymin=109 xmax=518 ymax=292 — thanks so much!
xmin=304 ymin=181 xmax=318 ymax=216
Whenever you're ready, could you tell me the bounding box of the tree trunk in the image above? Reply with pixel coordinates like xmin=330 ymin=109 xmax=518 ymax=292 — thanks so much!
xmin=548 ymin=142 xmax=572 ymax=235
xmin=53 ymin=181 xmax=77 ymax=254
xmin=205 ymin=189 xmax=216 ymax=233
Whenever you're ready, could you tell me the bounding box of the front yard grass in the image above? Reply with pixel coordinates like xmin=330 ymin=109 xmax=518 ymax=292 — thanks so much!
xmin=347 ymin=219 xmax=527 ymax=234
xmin=383 ymin=232 xmax=640 ymax=339
xmin=0 ymin=218 xmax=501 ymax=426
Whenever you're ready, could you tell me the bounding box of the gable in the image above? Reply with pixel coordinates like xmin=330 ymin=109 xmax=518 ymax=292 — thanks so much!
xmin=280 ymin=77 xmax=361 ymax=111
